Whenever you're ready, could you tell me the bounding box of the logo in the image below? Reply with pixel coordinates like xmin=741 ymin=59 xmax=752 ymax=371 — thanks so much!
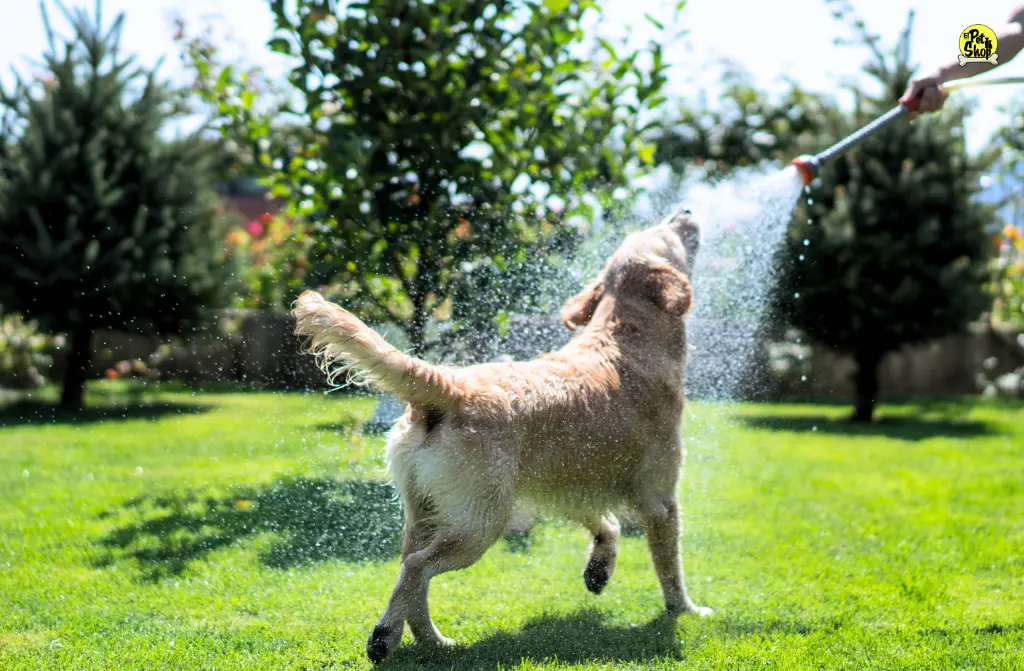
xmin=959 ymin=24 xmax=998 ymax=66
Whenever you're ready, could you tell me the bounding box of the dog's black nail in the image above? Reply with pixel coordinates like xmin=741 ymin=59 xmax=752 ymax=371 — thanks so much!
xmin=584 ymin=558 xmax=610 ymax=594
xmin=367 ymin=624 xmax=392 ymax=665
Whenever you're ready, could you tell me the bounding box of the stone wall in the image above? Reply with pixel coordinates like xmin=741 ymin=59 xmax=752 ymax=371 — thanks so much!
xmin=69 ymin=310 xmax=326 ymax=389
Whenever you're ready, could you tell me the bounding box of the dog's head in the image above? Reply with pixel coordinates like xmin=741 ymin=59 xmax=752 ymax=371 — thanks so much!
xmin=561 ymin=209 xmax=700 ymax=331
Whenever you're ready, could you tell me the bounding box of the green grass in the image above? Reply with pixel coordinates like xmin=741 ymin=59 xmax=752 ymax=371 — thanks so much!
xmin=2 ymin=383 xmax=1022 ymax=670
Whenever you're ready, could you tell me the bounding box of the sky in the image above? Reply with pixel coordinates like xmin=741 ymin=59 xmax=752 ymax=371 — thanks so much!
xmin=1 ymin=0 xmax=1021 ymax=156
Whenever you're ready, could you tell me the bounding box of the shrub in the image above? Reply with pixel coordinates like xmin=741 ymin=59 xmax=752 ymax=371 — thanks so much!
xmin=224 ymin=213 xmax=312 ymax=311
xmin=0 ymin=312 xmax=61 ymax=390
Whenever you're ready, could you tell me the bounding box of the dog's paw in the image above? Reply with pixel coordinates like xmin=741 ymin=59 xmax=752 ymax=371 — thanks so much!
xmin=583 ymin=557 xmax=611 ymax=594
xmin=666 ymin=602 xmax=714 ymax=618
xmin=366 ymin=623 xmax=402 ymax=665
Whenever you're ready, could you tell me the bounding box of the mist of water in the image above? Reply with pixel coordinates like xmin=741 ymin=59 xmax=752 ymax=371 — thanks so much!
xmin=679 ymin=165 xmax=804 ymax=401
xmin=505 ymin=164 xmax=804 ymax=397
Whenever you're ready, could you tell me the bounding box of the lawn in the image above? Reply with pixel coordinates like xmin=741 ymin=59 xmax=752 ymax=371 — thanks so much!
xmin=1 ymin=383 xmax=1022 ymax=670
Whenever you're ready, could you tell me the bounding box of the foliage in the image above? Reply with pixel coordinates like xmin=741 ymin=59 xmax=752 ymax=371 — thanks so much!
xmin=776 ymin=9 xmax=996 ymax=422
xmin=0 ymin=1 xmax=238 ymax=409
xmin=989 ymin=224 xmax=1024 ymax=325
xmin=179 ymin=0 xmax=679 ymax=355
xmin=0 ymin=312 xmax=61 ymax=390
xmin=224 ymin=213 xmax=314 ymax=311
xmin=985 ymin=95 xmax=1024 ymax=325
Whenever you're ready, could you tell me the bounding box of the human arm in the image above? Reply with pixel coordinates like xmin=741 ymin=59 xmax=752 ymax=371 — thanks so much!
xmin=900 ymin=5 xmax=1024 ymax=117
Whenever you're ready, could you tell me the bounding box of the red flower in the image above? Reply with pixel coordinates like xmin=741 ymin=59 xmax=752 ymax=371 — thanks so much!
xmin=245 ymin=221 xmax=265 ymax=238
xmin=258 ymin=212 xmax=274 ymax=225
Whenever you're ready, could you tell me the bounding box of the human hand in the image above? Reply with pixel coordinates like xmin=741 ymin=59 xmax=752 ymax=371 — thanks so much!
xmin=900 ymin=75 xmax=948 ymax=118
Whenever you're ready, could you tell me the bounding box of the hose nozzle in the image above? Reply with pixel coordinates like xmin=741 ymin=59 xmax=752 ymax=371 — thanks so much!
xmin=791 ymin=155 xmax=819 ymax=188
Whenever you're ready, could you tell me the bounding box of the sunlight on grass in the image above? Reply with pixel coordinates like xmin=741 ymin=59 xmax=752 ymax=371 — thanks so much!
xmin=2 ymin=383 xmax=1022 ymax=670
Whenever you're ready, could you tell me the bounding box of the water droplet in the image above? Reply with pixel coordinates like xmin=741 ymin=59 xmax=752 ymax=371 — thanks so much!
xmin=803 ymin=239 xmax=809 ymax=246
xmin=22 ymin=470 xmax=30 ymax=478
xmin=799 ymin=254 xmax=805 ymax=261
xmin=794 ymin=292 xmax=801 ymax=298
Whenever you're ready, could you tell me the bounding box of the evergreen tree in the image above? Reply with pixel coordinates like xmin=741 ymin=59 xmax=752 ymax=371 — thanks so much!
xmin=0 ymin=1 xmax=237 ymax=409
xmin=777 ymin=10 xmax=995 ymax=421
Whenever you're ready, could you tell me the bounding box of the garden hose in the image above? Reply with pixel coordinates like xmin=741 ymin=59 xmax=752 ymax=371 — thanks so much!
xmin=791 ymin=76 xmax=1024 ymax=187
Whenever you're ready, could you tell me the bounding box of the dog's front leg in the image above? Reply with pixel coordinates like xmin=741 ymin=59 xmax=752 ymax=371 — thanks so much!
xmin=580 ymin=513 xmax=621 ymax=594
xmin=639 ymin=495 xmax=713 ymax=617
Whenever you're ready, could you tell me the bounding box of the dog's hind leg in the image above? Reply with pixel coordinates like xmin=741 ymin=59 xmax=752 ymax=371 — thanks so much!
xmin=400 ymin=493 xmax=436 ymax=561
xmin=578 ymin=513 xmax=620 ymax=595
xmin=638 ymin=494 xmax=713 ymax=618
xmin=367 ymin=520 xmax=507 ymax=664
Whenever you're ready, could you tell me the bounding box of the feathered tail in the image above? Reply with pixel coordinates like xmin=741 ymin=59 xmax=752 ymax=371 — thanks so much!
xmin=292 ymin=290 xmax=461 ymax=411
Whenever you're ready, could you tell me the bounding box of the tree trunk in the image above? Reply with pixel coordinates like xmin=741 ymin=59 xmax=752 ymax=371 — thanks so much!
xmin=851 ymin=348 xmax=882 ymax=423
xmin=406 ymin=299 xmax=428 ymax=358
xmin=60 ymin=326 xmax=93 ymax=411
xmin=406 ymin=268 xmax=433 ymax=357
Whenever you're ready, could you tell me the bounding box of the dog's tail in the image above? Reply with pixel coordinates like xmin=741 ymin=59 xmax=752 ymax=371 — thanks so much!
xmin=292 ymin=290 xmax=461 ymax=411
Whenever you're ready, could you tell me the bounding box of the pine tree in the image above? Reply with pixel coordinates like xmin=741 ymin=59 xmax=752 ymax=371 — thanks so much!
xmin=777 ymin=10 xmax=995 ymax=422
xmin=0 ymin=1 xmax=237 ymax=410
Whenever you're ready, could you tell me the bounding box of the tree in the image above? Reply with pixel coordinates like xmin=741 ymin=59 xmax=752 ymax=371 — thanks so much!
xmin=0 ymin=1 xmax=237 ymax=410
xmin=182 ymin=0 xmax=676 ymax=355
xmin=777 ymin=8 xmax=996 ymax=422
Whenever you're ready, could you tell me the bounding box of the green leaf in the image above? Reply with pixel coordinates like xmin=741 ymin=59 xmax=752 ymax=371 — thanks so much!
xmin=643 ymin=14 xmax=664 ymax=31
xmin=268 ymin=37 xmax=291 ymax=55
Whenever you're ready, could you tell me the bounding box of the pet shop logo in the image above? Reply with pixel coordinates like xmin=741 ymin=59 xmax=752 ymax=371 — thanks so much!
xmin=958 ymin=24 xmax=998 ymax=66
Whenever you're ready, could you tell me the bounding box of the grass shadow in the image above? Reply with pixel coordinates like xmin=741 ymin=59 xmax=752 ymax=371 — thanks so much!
xmin=388 ymin=609 xmax=682 ymax=670
xmin=313 ymin=419 xmax=365 ymax=433
xmin=375 ymin=608 xmax=1016 ymax=670
xmin=736 ymin=415 xmax=1001 ymax=441
xmin=0 ymin=401 xmax=213 ymax=428
xmin=96 ymin=476 xmax=402 ymax=581
xmin=757 ymin=396 xmax=984 ymax=411
xmin=500 ymin=529 xmax=534 ymax=554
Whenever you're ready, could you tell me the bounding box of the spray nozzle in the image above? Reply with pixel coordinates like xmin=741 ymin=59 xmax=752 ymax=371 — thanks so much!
xmin=791 ymin=155 xmax=819 ymax=188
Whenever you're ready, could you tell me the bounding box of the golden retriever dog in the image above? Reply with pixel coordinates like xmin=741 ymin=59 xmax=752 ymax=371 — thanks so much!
xmin=292 ymin=209 xmax=710 ymax=664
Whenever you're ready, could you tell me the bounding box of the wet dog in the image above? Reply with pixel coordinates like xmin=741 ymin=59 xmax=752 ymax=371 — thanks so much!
xmin=293 ymin=209 xmax=709 ymax=664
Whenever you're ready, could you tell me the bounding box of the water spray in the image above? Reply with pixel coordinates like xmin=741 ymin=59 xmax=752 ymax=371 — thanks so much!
xmin=790 ymin=76 xmax=1024 ymax=187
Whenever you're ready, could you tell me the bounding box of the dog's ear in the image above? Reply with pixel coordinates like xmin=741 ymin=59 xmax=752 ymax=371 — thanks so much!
xmin=633 ymin=263 xmax=693 ymax=317
xmin=561 ymin=278 xmax=604 ymax=331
